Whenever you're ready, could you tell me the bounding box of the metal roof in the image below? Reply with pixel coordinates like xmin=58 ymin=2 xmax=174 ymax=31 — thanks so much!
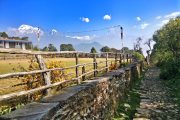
xmin=0 ymin=39 xmax=32 ymax=43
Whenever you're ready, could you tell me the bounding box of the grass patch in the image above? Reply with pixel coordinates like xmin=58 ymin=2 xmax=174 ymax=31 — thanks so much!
xmin=113 ymin=73 xmax=145 ymax=120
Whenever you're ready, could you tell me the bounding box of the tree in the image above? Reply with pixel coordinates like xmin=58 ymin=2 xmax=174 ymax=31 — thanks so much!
xmin=100 ymin=46 xmax=111 ymax=52
xmin=48 ymin=44 xmax=57 ymax=51
xmin=110 ymin=48 xmax=118 ymax=52
xmin=144 ymin=38 xmax=153 ymax=65
xmin=33 ymin=46 xmax=39 ymax=51
xmin=151 ymin=17 xmax=180 ymax=79
xmin=144 ymin=38 xmax=153 ymax=51
xmin=134 ymin=37 xmax=143 ymax=54
xmin=0 ymin=32 xmax=8 ymax=38
xmin=42 ymin=46 xmax=49 ymax=51
xmin=90 ymin=47 xmax=97 ymax=53
xmin=60 ymin=44 xmax=75 ymax=51
xmin=21 ymin=37 xmax=29 ymax=40
xmin=121 ymin=47 xmax=129 ymax=52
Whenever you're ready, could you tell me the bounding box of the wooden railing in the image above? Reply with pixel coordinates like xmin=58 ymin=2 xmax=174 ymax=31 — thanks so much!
xmin=0 ymin=49 xmax=132 ymax=102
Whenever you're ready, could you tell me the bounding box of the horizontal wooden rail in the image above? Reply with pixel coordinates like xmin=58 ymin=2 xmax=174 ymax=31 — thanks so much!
xmin=0 ymin=78 xmax=78 ymax=101
xmin=0 ymin=51 xmax=132 ymax=102
xmin=0 ymin=60 xmax=115 ymax=79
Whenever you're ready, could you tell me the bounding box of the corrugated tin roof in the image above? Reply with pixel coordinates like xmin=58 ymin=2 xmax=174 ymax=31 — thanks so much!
xmin=0 ymin=39 xmax=32 ymax=43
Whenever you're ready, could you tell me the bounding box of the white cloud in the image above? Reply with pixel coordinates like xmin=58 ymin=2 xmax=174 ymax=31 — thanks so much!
xmin=140 ymin=23 xmax=149 ymax=29
xmin=81 ymin=17 xmax=90 ymax=23
xmin=136 ymin=17 xmax=141 ymax=21
xmin=157 ymin=11 xmax=180 ymax=27
xmin=158 ymin=19 xmax=169 ymax=26
xmin=156 ymin=16 xmax=162 ymax=19
xmin=103 ymin=15 xmax=111 ymax=20
xmin=66 ymin=35 xmax=96 ymax=41
xmin=7 ymin=24 xmax=44 ymax=36
xmin=18 ymin=24 xmax=43 ymax=35
xmin=164 ymin=12 xmax=180 ymax=19
xmin=51 ymin=29 xmax=58 ymax=35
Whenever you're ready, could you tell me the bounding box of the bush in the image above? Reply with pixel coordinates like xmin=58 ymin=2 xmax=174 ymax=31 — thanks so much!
xmin=159 ymin=59 xmax=180 ymax=80
xmin=132 ymin=52 xmax=144 ymax=61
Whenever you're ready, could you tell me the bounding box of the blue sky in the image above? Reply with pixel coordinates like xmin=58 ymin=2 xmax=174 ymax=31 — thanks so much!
xmin=0 ymin=0 xmax=180 ymax=52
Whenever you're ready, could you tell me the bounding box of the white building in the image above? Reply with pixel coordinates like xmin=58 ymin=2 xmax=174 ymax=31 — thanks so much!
xmin=0 ymin=38 xmax=32 ymax=50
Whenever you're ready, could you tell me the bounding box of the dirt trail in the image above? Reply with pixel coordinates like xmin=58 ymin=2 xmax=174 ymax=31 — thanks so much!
xmin=133 ymin=67 xmax=180 ymax=120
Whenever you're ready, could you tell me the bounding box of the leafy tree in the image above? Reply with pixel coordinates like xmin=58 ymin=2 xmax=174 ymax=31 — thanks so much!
xmin=132 ymin=51 xmax=144 ymax=61
xmin=0 ymin=32 xmax=8 ymax=38
xmin=33 ymin=46 xmax=39 ymax=51
xmin=151 ymin=17 xmax=180 ymax=79
xmin=110 ymin=48 xmax=118 ymax=52
xmin=60 ymin=44 xmax=75 ymax=51
xmin=21 ymin=37 xmax=29 ymax=40
xmin=134 ymin=37 xmax=143 ymax=54
xmin=42 ymin=46 xmax=49 ymax=51
xmin=48 ymin=44 xmax=57 ymax=51
xmin=100 ymin=46 xmax=111 ymax=52
xmin=121 ymin=47 xmax=129 ymax=52
xmin=90 ymin=47 xmax=97 ymax=53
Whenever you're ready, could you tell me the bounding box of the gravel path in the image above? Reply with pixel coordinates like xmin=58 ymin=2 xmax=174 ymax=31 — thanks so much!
xmin=133 ymin=67 xmax=180 ymax=120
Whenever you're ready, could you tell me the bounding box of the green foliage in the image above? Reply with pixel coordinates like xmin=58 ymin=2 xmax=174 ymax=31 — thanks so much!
xmin=100 ymin=46 xmax=111 ymax=52
xmin=114 ymin=75 xmax=142 ymax=120
xmin=132 ymin=52 xmax=144 ymax=61
xmin=151 ymin=17 xmax=180 ymax=79
xmin=48 ymin=44 xmax=57 ymax=51
xmin=90 ymin=47 xmax=97 ymax=53
xmin=21 ymin=37 xmax=29 ymax=40
xmin=42 ymin=44 xmax=57 ymax=52
xmin=33 ymin=46 xmax=39 ymax=51
xmin=0 ymin=32 xmax=8 ymax=38
xmin=0 ymin=32 xmax=28 ymax=40
xmin=42 ymin=46 xmax=49 ymax=51
xmin=163 ymin=75 xmax=180 ymax=106
xmin=60 ymin=44 xmax=75 ymax=51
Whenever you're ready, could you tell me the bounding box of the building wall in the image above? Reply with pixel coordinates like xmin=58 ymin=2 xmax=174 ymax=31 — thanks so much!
xmin=22 ymin=43 xmax=26 ymax=50
xmin=4 ymin=42 xmax=9 ymax=48
xmin=0 ymin=41 xmax=4 ymax=48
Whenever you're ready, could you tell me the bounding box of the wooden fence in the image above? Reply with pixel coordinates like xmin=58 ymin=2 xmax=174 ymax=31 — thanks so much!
xmin=0 ymin=49 xmax=132 ymax=102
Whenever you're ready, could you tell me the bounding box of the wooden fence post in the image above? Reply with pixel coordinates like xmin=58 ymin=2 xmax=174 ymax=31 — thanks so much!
xmin=119 ymin=54 xmax=122 ymax=65
xmin=115 ymin=52 xmax=117 ymax=68
xmin=129 ymin=54 xmax=132 ymax=63
xmin=106 ymin=53 xmax=109 ymax=73
xmin=82 ymin=65 xmax=85 ymax=81
xmin=75 ymin=53 xmax=80 ymax=84
xmin=126 ymin=54 xmax=129 ymax=63
xmin=93 ymin=54 xmax=97 ymax=77
xmin=35 ymin=54 xmax=51 ymax=96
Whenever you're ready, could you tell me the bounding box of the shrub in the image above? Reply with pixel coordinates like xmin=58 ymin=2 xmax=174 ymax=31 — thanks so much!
xmin=132 ymin=52 xmax=144 ymax=61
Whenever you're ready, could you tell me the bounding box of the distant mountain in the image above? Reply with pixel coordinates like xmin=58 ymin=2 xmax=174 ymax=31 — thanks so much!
xmin=74 ymin=42 xmax=103 ymax=52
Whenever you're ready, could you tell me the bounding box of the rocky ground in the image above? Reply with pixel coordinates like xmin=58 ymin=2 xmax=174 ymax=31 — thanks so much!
xmin=133 ymin=67 xmax=180 ymax=120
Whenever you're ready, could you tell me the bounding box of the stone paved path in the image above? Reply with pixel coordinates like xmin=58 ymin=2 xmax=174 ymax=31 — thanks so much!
xmin=133 ymin=67 xmax=180 ymax=120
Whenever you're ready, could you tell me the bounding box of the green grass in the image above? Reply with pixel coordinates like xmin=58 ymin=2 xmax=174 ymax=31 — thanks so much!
xmin=113 ymin=73 xmax=145 ymax=120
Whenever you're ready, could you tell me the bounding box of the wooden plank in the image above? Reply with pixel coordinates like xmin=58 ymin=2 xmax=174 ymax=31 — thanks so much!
xmin=0 ymin=65 xmax=81 ymax=79
xmin=0 ymin=79 xmax=77 ymax=101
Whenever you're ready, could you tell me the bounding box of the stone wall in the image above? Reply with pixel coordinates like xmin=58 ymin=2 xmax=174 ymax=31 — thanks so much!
xmin=0 ymin=61 xmax=143 ymax=120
